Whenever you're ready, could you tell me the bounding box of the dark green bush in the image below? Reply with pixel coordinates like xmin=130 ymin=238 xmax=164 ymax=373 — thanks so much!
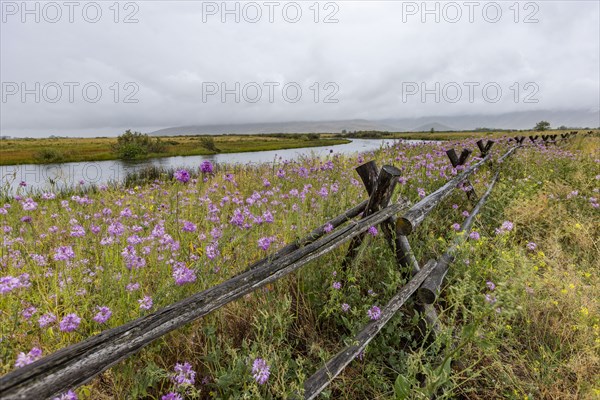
xmin=113 ymin=130 xmax=166 ymax=159
xmin=34 ymin=148 xmax=65 ymax=163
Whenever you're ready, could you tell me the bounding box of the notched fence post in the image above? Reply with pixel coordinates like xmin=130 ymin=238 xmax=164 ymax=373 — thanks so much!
xmin=343 ymin=163 xmax=401 ymax=268
xmin=476 ymin=140 xmax=494 ymax=158
xmin=353 ymin=162 xmax=440 ymax=334
xmin=355 ymin=160 xmax=379 ymax=196
xmin=446 ymin=148 xmax=478 ymax=203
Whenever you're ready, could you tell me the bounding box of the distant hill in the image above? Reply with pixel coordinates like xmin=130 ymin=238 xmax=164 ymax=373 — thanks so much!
xmin=150 ymin=119 xmax=395 ymax=136
xmin=149 ymin=109 xmax=599 ymax=136
xmin=381 ymin=109 xmax=599 ymax=132
xmin=412 ymin=122 xmax=454 ymax=132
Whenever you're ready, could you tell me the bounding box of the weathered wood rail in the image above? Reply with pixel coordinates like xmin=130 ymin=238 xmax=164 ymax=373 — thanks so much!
xmin=417 ymin=170 xmax=501 ymax=304
xmin=1 ymin=137 xmax=542 ymax=399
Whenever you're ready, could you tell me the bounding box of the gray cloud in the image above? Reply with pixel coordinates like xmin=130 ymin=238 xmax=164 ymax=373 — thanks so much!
xmin=1 ymin=0 xmax=598 ymax=137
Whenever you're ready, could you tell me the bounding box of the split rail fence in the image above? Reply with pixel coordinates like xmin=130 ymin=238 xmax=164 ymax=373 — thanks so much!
xmin=1 ymin=135 xmax=576 ymax=399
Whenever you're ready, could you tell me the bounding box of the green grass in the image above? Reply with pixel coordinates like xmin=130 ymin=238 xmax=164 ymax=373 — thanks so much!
xmin=0 ymin=135 xmax=598 ymax=399
xmin=0 ymin=134 xmax=351 ymax=165
xmin=344 ymin=129 xmax=598 ymax=142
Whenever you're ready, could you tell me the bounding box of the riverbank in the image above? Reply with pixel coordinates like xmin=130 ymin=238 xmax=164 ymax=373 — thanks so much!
xmin=1 ymin=138 xmax=404 ymax=194
xmin=0 ymin=134 xmax=351 ymax=166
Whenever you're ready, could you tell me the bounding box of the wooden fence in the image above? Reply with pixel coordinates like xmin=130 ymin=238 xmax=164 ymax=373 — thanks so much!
xmin=508 ymin=130 xmax=582 ymax=145
xmin=1 ymin=137 xmax=552 ymax=399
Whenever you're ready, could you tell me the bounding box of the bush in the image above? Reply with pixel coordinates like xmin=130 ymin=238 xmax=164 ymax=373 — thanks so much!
xmin=113 ymin=130 xmax=166 ymax=159
xmin=198 ymin=137 xmax=220 ymax=153
xmin=34 ymin=148 xmax=65 ymax=163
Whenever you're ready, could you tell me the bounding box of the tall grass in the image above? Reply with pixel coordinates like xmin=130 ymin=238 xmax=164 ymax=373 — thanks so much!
xmin=0 ymin=137 xmax=598 ymax=399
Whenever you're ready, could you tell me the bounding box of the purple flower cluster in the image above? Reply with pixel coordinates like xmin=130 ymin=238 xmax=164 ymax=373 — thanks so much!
xmin=108 ymin=221 xmax=125 ymax=236
xmin=252 ymin=358 xmax=270 ymax=385
xmin=38 ymin=312 xmax=57 ymax=328
xmin=52 ymin=390 xmax=78 ymax=400
xmin=1 ymin=275 xmax=24 ymax=294
xmin=181 ymin=221 xmax=197 ymax=232
xmin=469 ymin=231 xmax=480 ymax=240
xmin=172 ymin=361 xmax=196 ymax=386
xmin=92 ymin=306 xmax=112 ymax=324
xmin=258 ymin=236 xmax=276 ymax=251
xmin=174 ymin=169 xmax=191 ymax=183
xmin=138 ymin=296 xmax=153 ymax=310
xmin=59 ymin=313 xmax=81 ymax=332
xmin=485 ymin=293 xmax=497 ymax=304
xmin=161 ymin=393 xmax=183 ymax=400
xmin=53 ymin=246 xmax=75 ymax=261
xmin=200 ymin=160 xmax=214 ymax=173
xmin=15 ymin=347 xmax=42 ymax=367
xmin=172 ymin=263 xmax=197 ymax=286
xmin=367 ymin=305 xmax=382 ymax=321
xmin=495 ymin=220 xmax=514 ymax=235
xmin=485 ymin=280 xmax=497 ymax=304
xmin=21 ymin=198 xmax=38 ymax=211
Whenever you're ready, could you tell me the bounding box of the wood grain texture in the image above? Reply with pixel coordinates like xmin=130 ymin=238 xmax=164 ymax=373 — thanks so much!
xmin=355 ymin=161 xmax=379 ymax=195
xmin=343 ymin=164 xmax=401 ymax=269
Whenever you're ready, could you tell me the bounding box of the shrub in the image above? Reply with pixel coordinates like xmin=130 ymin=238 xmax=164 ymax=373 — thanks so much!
xmin=198 ymin=137 xmax=220 ymax=153
xmin=112 ymin=130 xmax=165 ymax=160
xmin=34 ymin=148 xmax=65 ymax=163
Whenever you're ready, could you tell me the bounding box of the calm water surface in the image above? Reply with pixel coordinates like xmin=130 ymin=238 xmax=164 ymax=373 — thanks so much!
xmin=1 ymin=138 xmax=428 ymax=193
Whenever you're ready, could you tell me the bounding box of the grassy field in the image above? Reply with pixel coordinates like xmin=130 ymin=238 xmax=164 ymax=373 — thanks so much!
xmin=0 ymin=135 xmax=598 ymax=399
xmin=342 ymin=129 xmax=598 ymax=142
xmin=0 ymin=134 xmax=351 ymax=166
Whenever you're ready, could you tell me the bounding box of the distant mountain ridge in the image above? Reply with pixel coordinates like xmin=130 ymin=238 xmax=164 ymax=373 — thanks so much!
xmin=150 ymin=119 xmax=395 ymax=136
xmin=149 ymin=109 xmax=599 ymax=136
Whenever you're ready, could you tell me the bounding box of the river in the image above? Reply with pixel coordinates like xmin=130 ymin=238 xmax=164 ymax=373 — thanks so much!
xmin=0 ymin=138 xmax=426 ymax=193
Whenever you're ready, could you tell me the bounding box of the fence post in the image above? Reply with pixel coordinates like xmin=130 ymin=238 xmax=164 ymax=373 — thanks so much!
xmin=446 ymin=148 xmax=478 ymax=203
xmin=476 ymin=140 xmax=494 ymax=158
xmin=343 ymin=163 xmax=401 ymax=268
xmin=352 ymin=162 xmax=441 ymax=339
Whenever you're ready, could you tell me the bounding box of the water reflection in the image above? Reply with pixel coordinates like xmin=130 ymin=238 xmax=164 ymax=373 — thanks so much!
xmin=1 ymin=138 xmax=426 ymax=193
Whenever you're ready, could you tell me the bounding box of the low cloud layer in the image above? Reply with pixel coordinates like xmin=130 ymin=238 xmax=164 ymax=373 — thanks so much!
xmin=1 ymin=1 xmax=599 ymax=137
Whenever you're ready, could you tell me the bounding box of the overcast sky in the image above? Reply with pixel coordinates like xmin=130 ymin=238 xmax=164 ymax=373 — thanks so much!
xmin=1 ymin=0 xmax=599 ymax=137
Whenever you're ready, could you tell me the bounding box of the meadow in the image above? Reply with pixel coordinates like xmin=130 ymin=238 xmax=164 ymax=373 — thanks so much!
xmin=0 ymin=134 xmax=350 ymax=166
xmin=340 ymin=129 xmax=592 ymax=142
xmin=0 ymin=134 xmax=598 ymax=399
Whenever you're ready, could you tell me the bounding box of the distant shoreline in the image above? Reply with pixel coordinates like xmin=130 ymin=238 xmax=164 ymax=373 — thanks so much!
xmin=2 ymin=129 xmax=597 ymax=166
xmin=0 ymin=134 xmax=352 ymax=166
